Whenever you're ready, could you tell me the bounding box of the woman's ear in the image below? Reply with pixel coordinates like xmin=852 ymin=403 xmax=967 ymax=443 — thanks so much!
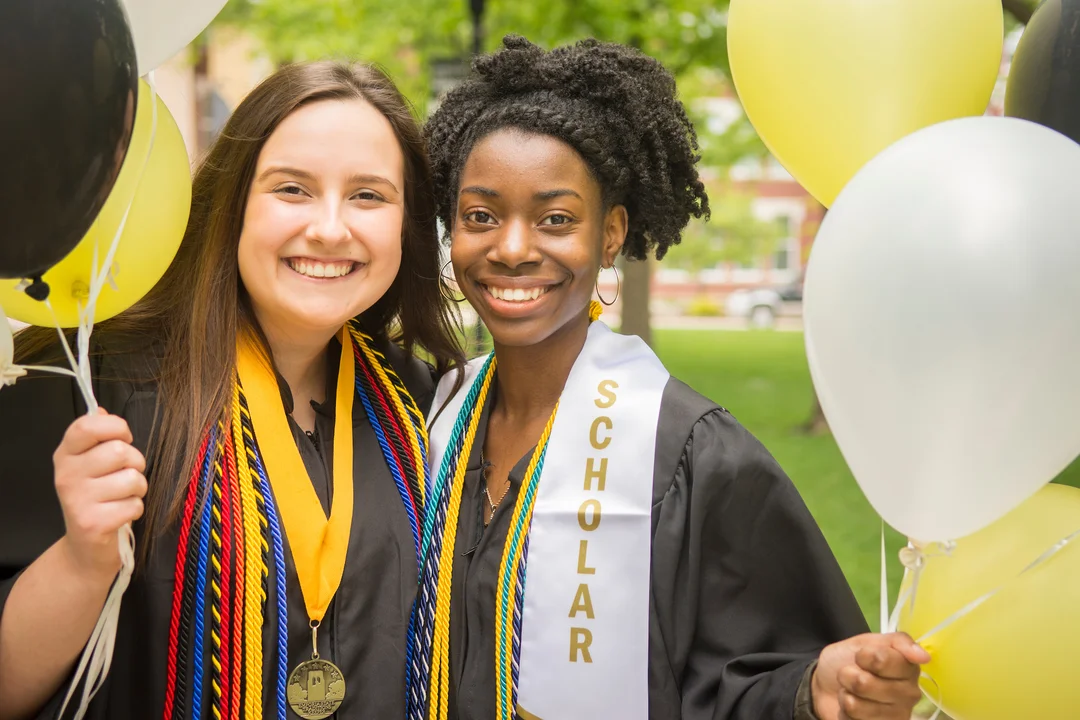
xmin=602 ymin=204 xmax=628 ymax=266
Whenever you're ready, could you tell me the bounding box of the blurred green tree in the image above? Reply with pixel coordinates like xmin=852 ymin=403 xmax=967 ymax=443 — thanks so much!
xmin=664 ymin=193 xmax=781 ymax=283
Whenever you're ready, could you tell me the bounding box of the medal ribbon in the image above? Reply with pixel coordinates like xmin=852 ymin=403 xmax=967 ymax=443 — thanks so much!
xmin=235 ymin=327 xmax=355 ymax=623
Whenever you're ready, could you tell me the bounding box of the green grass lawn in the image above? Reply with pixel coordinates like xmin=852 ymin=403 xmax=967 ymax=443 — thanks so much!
xmin=652 ymin=329 xmax=1080 ymax=626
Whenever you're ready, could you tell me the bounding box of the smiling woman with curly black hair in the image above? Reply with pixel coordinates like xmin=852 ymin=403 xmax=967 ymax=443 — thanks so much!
xmin=408 ymin=35 xmax=928 ymax=720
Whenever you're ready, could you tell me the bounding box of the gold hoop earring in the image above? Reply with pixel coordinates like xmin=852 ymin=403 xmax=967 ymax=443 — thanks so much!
xmin=595 ymin=264 xmax=621 ymax=306
xmin=440 ymin=260 xmax=466 ymax=304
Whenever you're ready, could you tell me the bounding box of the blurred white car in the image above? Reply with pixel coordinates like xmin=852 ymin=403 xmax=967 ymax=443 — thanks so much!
xmin=724 ymin=279 xmax=803 ymax=329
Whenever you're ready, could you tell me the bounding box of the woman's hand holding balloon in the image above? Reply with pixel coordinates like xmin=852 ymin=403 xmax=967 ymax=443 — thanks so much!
xmin=53 ymin=409 xmax=147 ymax=579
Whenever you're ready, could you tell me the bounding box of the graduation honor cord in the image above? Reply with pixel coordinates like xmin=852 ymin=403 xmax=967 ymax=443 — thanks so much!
xmin=163 ymin=322 xmax=428 ymax=720
xmin=407 ymin=303 xmax=603 ymax=720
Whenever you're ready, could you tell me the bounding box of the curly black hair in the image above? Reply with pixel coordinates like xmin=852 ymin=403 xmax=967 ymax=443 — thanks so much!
xmin=424 ymin=35 xmax=710 ymax=261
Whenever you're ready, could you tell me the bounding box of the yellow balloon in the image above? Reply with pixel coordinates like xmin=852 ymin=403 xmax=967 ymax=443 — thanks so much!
xmin=728 ymin=0 xmax=1003 ymax=207
xmin=0 ymin=79 xmax=191 ymax=327
xmin=897 ymin=484 xmax=1080 ymax=720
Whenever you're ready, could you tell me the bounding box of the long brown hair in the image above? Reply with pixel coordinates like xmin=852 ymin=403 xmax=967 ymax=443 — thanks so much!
xmin=15 ymin=61 xmax=464 ymax=549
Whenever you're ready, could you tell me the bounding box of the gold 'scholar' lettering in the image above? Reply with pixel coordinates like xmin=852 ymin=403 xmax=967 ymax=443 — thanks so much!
xmin=567 ymin=379 xmax=618 ymax=665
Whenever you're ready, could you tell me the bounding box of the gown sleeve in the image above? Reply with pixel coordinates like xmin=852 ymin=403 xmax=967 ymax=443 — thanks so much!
xmin=651 ymin=407 xmax=869 ymax=720
xmin=0 ymin=337 xmax=162 ymax=719
xmin=0 ymin=340 xmax=144 ymax=636
xmin=0 ymin=367 xmax=82 ymax=606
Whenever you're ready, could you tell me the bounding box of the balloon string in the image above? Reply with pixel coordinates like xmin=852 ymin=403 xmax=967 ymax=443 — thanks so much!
xmin=57 ymin=72 xmax=159 ymax=720
xmin=879 ymin=521 xmax=889 ymax=633
xmin=881 ymin=534 xmax=939 ymax=634
xmin=880 ymin=532 xmax=945 ymax=716
xmin=44 ymin=300 xmax=95 ymax=410
xmin=78 ymin=72 xmax=159 ymax=377
xmin=920 ymin=671 xmax=944 ymax=720
xmin=17 ymin=364 xmax=77 ymax=379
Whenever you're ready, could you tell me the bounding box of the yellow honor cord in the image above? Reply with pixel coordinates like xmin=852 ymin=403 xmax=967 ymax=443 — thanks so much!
xmin=494 ymin=404 xmax=558 ymax=720
xmin=232 ymin=381 xmax=266 ymax=718
xmin=235 ymin=327 xmax=355 ymax=623
xmin=428 ymin=361 xmax=498 ymax=720
xmin=348 ymin=325 xmax=428 ymax=506
xmin=423 ymin=300 xmax=599 ymax=719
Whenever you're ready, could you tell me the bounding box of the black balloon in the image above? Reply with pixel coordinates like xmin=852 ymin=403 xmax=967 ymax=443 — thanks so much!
xmin=0 ymin=0 xmax=139 ymax=280
xmin=1006 ymin=0 xmax=1080 ymax=144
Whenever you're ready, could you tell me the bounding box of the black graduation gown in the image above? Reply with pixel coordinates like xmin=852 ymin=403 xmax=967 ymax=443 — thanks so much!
xmin=0 ymin=335 xmax=434 ymax=720
xmin=446 ymin=378 xmax=870 ymax=720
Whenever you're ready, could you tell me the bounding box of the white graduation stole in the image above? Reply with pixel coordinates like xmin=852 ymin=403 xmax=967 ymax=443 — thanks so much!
xmin=428 ymin=321 xmax=668 ymax=719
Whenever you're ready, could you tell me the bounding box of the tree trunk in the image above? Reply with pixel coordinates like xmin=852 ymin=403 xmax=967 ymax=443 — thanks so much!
xmin=1002 ymin=0 xmax=1037 ymax=24
xmin=193 ymin=39 xmax=211 ymax=155
xmin=802 ymin=203 xmax=827 ymax=434
xmin=620 ymin=257 xmax=652 ymax=346
xmin=802 ymin=393 xmax=830 ymax=436
xmin=619 ymin=23 xmax=657 ymax=347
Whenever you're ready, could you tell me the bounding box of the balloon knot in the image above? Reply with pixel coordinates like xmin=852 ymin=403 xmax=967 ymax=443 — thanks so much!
xmin=898 ymin=545 xmax=926 ymax=572
xmin=899 ymin=540 xmax=955 ymax=571
xmin=24 ymin=276 xmax=50 ymax=302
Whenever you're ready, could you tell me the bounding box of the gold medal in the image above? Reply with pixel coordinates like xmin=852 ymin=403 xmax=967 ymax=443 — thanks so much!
xmin=287 ymin=658 xmax=346 ymax=719
xmin=287 ymin=620 xmax=346 ymax=719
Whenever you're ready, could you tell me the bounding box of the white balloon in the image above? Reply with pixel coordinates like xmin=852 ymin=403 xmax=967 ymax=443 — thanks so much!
xmin=1 ymin=307 xmax=26 ymax=387
xmin=804 ymin=116 xmax=1080 ymax=543
xmin=121 ymin=0 xmax=228 ymax=73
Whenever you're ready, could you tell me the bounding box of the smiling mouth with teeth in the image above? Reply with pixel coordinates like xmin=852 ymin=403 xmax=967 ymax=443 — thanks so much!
xmin=285 ymin=258 xmax=358 ymax=279
xmin=483 ymin=285 xmax=553 ymax=302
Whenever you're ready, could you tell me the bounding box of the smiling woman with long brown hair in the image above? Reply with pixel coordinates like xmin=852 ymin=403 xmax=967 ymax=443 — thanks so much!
xmin=0 ymin=61 xmax=462 ymax=720
xmin=407 ymin=36 xmax=928 ymax=720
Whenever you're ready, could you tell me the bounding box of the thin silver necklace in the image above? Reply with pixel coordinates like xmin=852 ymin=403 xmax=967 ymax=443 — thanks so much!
xmin=480 ymin=448 xmax=510 ymax=525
